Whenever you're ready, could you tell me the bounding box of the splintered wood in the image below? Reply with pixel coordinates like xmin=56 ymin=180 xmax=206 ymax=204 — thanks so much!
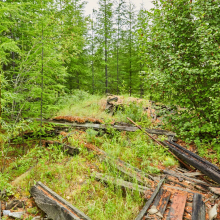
xmin=150 ymin=189 xmax=171 ymax=219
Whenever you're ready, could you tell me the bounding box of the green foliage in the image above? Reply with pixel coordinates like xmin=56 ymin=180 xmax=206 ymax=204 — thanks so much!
xmin=86 ymin=129 xmax=98 ymax=142
xmin=0 ymin=172 xmax=13 ymax=197
xmin=139 ymin=0 xmax=220 ymax=142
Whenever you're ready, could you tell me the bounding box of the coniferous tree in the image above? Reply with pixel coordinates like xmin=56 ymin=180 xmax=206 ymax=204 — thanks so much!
xmin=122 ymin=2 xmax=139 ymax=96
xmin=95 ymin=0 xmax=115 ymax=94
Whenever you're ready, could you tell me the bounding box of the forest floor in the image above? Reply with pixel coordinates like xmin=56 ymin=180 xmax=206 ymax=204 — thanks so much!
xmin=1 ymin=93 xmax=220 ymax=219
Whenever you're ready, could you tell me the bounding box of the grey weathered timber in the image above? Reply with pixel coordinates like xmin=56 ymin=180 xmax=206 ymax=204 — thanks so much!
xmin=93 ymin=172 xmax=149 ymax=193
xmin=30 ymin=181 xmax=91 ymax=220
xmin=164 ymin=141 xmax=220 ymax=185
xmin=163 ymin=169 xmax=210 ymax=186
xmin=192 ymin=193 xmax=206 ymax=220
xmin=135 ymin=177 xmax=165 ymax=220
xmin=34 ymin=118 xmax=176 ymax=138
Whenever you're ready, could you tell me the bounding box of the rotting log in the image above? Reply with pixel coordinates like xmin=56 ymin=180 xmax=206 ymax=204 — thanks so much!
xmin=43 ymin=140 xmax=79 ymax=156
xmin=30 ymin=181 xmax=91 ymax=220
xmin=164 ymin=141 xmax=220 ymax=185
xmin=135 ymin=177 xmax=165 ymax=220
xmin=192 ymin=193 xmax=205 ymax=220
xmin=92 ymin=172 xmax=149 ymax=193
xmin=166 ymin=192 xmax=187 ymax=220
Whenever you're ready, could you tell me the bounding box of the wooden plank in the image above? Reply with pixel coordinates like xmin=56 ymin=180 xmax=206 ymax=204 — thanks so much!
xmin=35 ymin=118 xmax=177 ymax=137
xmin=165 ymin=141 xmax=220 ymax=184
xmin=30 ymin=181 xmax=91 ymax=220
xmin=192 ymin=193 xmax=206 ymax=220
xmin=153 ymin=189 xmax=171 ymax=218
xmin=93 ymin=172 xmax=149 ymax=193
xmin=166 ymin=193 xmax=187 ymax=220
xmin=135 ymin=177 xmax=165 ymax=220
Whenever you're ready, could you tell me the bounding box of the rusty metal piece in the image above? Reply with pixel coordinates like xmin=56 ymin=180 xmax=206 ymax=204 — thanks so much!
xmin=167 ymin=192 xmax=187 ymax=220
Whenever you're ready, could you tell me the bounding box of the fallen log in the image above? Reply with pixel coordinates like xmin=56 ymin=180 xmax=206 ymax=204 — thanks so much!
xmin=92 ymin=172 xmax=149 ymax=193
xmin=30 ymin=181 xmax=91 ymax=220
xmin=43 ymin=140 xmax=80 ymax=156
xmin=135 ymin=177 xmax=165 ymax=220
xmin=192 ymin=193 xmax=206 ymax=220
xmin=164 ymin=141 xmax=220 ymax=185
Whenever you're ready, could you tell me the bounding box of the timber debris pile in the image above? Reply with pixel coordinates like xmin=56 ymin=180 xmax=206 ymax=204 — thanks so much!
xmin=1 ymin=96 xmax=220 ymax=219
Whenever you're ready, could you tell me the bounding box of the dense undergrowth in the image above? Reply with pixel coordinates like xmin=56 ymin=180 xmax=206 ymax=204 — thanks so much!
xmin=0 ymin=91 xmax=180 ymax=220
xmin=1 ymin=91 xmax=220 ymax=219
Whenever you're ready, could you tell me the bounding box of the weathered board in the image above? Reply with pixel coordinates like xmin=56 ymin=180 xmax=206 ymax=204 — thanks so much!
xmin=30 ymin=181 xmax=91 ymax=220
xmin=192 ymin=193 xmax=206 ymax=220
xmin=166 ymin=193 xmax=187 ymax=220
xmin=34 ymin=118 xmax=176 ymax=138
xmin=163 ymin=141 xmax=220 ymax=185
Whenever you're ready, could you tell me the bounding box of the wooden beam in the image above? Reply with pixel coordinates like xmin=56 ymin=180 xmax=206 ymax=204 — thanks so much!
xmin=165 ymin=141 xmax=220 ymax=185
xmin=192 ymin=193 xmax=206 ymax=220
xmin=30 ymin=181 xmax=91 ymax=220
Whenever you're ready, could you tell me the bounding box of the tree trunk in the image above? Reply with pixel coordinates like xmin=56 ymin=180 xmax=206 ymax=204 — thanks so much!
xmin=105 ymin=0 xmax=108 ymax=94
xmin=129 ymin=10 xmax=132 ymax=96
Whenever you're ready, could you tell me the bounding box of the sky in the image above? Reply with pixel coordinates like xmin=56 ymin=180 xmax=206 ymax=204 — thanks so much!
xmin=84 ymin=0 xmax=154 ymax=15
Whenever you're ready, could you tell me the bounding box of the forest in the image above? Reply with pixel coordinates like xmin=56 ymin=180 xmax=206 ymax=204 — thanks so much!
xmin=1 ymin=0 xmax=220 ymax=219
